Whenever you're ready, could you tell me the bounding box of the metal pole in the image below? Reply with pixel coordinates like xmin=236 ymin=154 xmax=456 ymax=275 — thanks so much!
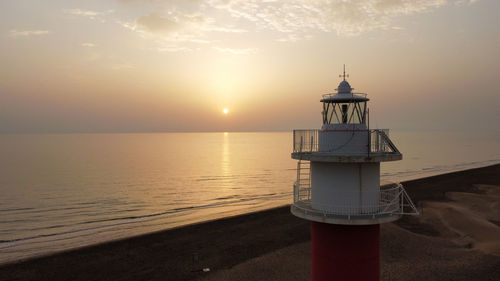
xmin=367 ymin=108 xmax=370 ymax=158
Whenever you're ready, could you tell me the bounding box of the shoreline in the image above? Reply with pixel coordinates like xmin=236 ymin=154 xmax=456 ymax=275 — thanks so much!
xmin=382 ymin=158 xmax=500 ymax=183
xmin=1 ymin=155 xmax=497 ymax=264
xmin=1 ymin=163 xmax=499 ymax=280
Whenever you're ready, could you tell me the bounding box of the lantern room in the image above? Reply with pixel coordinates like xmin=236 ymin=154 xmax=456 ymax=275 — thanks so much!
xmin=321 ymin=72 xmax=369 ymax=131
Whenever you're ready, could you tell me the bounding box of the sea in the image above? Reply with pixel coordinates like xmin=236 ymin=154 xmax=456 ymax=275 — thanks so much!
xmin=0 ymin=131 xmax=499 ymax=264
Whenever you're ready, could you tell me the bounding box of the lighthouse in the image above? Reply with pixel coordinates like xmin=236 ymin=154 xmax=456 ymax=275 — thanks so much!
xmin=291 ymin=66 xmax=418 ymax=281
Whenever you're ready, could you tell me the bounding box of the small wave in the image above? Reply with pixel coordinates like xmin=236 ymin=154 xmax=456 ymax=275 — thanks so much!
xmin=171 ymin=206 xmax=195 ymax=211
xmin=0 ymin=207 xmax=35 ymax=212
xmin=0 ymin=191 xmax=291 ymax=245
xmin=214 ymin=195 xmax=240 ymax=200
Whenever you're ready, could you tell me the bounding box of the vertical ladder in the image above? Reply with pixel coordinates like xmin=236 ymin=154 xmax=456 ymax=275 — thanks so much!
xmin=294 ymin=134 xmax=313 ymax=202
xmin=296 ymin=160 xmax=311 ymax=201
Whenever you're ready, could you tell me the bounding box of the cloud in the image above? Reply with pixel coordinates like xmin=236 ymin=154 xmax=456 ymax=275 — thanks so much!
xmin=129 ymin=11 xmax=245 ymax=37
xmin=116 ymin=0 xmax=480 ymax=50
xmin=63 ymin=8 xmax=100 ymax=17
xmin=201 ymin=26 xmax=247 ymax=33
xmin=455 ymin=0 xmax=479 ymax=4
xmin=62 ymin=8 xmax=114 ymax=22
xmin=119 ymin=11 xmax=216 ymax=49
xmin=213 ymin=46 xmax=258 ymax=55
xmin=277 ymin=33 xmax=312 ymax=42
xmin=117 ymin=2 xmax=249 ymax=50
xmin=81 ymin=42 xmax=97 ymax=47
xmin=119 ymin=18 xmax=210 ymax=47
xmin=206 ymin=0 xmax=458 ymax=36
xmin=136 ymin=13 xmax=179 ymax=34
xmin=9 ymin=29 xmax=51 ymax=37
xmin=157 ymin=46 xmax=195 ymax=52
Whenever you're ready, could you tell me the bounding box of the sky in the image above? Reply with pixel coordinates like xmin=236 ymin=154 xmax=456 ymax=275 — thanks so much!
xmin=1 ymin=0 xmax=499 ymax=133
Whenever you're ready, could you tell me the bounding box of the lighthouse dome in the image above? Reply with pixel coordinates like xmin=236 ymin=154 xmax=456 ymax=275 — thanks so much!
xmin=337 ymin=80 xmax=352 ymax=94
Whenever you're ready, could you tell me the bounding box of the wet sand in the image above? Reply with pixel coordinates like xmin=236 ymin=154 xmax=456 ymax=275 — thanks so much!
xmin=1 ymin=164 xmax=499 ymax=281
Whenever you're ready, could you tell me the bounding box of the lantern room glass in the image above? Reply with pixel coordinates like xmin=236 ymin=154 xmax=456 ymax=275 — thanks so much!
xmin=322 ymin=101 xmax=367 ymax=125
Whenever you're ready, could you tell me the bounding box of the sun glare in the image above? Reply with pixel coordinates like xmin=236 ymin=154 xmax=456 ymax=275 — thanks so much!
xmin=223 ymin=108 xmax=229 ymax=115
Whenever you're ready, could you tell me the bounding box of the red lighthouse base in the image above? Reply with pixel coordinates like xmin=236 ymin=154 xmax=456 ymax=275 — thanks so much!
xmin=311 ymin=222 xmax=380 ymax=281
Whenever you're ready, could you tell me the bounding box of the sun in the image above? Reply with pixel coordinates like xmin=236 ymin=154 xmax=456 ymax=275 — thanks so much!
xmin=223 ymin=108 xmax=229 ymax=115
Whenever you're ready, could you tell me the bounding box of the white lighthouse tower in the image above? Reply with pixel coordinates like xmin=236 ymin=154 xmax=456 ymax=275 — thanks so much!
xmin=291 ymin=66 xmax=418 ymax=281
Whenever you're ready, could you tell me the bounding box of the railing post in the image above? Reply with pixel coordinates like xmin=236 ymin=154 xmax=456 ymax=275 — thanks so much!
xmin=401 ymin=188 xmax=404 ymax=213
xmin=368 ymin=130 xmax=371 ymax=157
xmin=293 ymin=183 xmax=299 ymax=203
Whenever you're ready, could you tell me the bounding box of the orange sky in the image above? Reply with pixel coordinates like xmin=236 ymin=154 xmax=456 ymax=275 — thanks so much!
xmin=1 ymin=0 xmax=499 ymax=133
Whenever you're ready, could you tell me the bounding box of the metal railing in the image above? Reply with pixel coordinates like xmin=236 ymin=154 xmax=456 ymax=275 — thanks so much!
xmin=322 ymin=92 xmax=368 ymax=100
xmin=293 ymin=129 xmax=400 ymax=155
xmin=293 ymin=181 xmax=418 ymax=217
xmin=293 ymin=129 xmax=318 ymax=153
xmin=369 ymin=129 xmax=398 ymax=154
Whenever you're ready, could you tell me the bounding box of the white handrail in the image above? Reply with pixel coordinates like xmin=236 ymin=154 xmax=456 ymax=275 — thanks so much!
xmin=293 ymin=129 xmax=400 ymax=155
xmin=293 ymin=181 xmax=418 ymax=217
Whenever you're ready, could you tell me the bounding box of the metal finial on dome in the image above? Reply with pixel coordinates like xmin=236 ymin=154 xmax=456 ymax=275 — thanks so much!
xmin=339 ymin=64 xmax=349 ymax=81
xmin=337 ymin=65 xmax=352 ymax=94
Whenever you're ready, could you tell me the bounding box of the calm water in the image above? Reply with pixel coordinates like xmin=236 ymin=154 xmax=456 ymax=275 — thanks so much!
xmin=0 ymin=131 xmax=499 ymax=263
